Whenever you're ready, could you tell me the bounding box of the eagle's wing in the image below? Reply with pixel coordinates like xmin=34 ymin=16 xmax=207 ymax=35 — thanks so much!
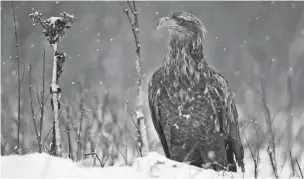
xmin=148 ymin=70 xmax=171 ymax=158
xmin=226 ymin=95 xmax=245 ymax=172
xmin=208 ymin=66 xmax=244 ymax=172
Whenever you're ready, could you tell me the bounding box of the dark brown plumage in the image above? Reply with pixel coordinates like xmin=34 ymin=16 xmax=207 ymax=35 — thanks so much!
xmin=148 ymin=12 xmax=245 ymax=172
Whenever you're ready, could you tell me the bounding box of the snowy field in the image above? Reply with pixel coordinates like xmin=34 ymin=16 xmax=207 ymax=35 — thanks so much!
xmin=1 ymin=149 xmax=303 ymax=178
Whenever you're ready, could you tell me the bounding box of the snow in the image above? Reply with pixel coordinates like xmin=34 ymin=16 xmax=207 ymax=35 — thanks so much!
xmin=1 ymin=152 xmax=250 ymax=178
xmin=1 ymin=148 xmax=303 ymax=178
xmin=48 ymin=16 xmax=62 ymax=28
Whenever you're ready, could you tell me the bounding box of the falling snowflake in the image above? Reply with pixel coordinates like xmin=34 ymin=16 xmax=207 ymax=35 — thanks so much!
xmin=290 ymin=3 xmax=296 ymax=8
xmin=97 ymin=32 xmax=100 ymax=36
xmin=77 ymin=54 xmax=80 ymax=57
xmin=86 ymin=28 xmax=89 ymax=31
xmin=110 ymin=38 xmax=113 ymax=42
xmin=215 ymin=36 xmax=218 ymax=39
xmin=30 ymin=44 xmax=34 ymax=48
xmin=240 ymin=44 xmax=244 ymax=48
xmin=265 ymin=36 xmax=270 ymax=40
xmin=207 ymin=151 xmax=215 ymax=160
xmin=33 ymin=23 xmax=36 ymax=26
xmin=3 ymin=62 xmax=5 ymax=65
xmin=96 ymin=49 xmax=99 ymax=52
xmin=224 ymin=47 xmax=227 ymax=51
xmin=12 ymin=70 xmax=16 ymax=76
xmin=56 ymin=1 xmax=59 ymax=4
xmin=234 ymin=70 xmax=240 ymax=76
xmin=181 ymin=4 xmax=184 ymax=8
xmin=99 ymin=81 xmax=103 ymax=85
xmin=32 ymin=8 xmax=35 ymax=11
xmin=68 ymin=56 xmax=72 ymax=59
xmin=289 ymin=67 xmax=293 ymax=73
xmin=244 ymin=40 xmax=247 ymax=43
xmin=72 ymin=81 xmax=75 ymax=84
xmin=219 ymin=40 xmax=222 ymax=43
xmin=96 ymin=39 xmax=100 ymax=43
xmin=9 ymin=56 xmax=12 ymax=59
xmin=156 ymin=12 xmax=158 ymax=15
xmin=271 ymin=58 xmax=276 ymax=62
xmin=271 ymin=1 xmax=275 ymax=4
xmin=255 ymin=16 xmax=260 ymax=20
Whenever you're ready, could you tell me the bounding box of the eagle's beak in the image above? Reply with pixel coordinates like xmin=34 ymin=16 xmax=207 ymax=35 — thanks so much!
xmin=157 ymin=16 xmax=177 ymax=30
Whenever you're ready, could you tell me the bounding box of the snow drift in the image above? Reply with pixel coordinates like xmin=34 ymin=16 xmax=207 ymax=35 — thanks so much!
xmin=1 ymin=151 xmax=303 ymax=178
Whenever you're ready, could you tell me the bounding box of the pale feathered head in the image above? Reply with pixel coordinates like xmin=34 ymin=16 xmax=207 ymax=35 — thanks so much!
xmin=157 ymin=11 xmax=207 ymax=41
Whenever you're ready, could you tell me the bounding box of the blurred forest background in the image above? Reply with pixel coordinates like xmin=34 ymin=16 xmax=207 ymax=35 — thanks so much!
xmin=1 ymin=0 xmax=304 ymax=173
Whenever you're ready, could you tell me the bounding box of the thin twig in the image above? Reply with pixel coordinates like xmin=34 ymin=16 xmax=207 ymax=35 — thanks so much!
xmin=124 ymin=100 xmax=128 ymax=162
xmin=119 ymin=0 xmax=149 ymax=157
xmin=84 ymin=152 xmax=103 ymax=167
xmin=295 ymin=159 xmax=304 ymax=178
xmin=29 ymin=65 xmax=40 ymax=147
xmin=35 ymin=83 xmax=41 ymax=105
xmin=240 ymin=119 xmax=257 ymax=131
xmin=119 ymin=150 xmax=129 ymax=166
xmin=243 ymin=130 xmax=258 ymax=178
xmin=2 ymin=140 xmax=8 ymax=155
xmin=128 ymin=130 xmax=140 ymax=156
xmin=41 ymin=105 xmax=64 ymax=146
xmin=267 ymin=146 xmax=279 ymax=178
xmin=102 ymin=154 xmax=110 ymax=167
xmin=129 ymin=111 xmax=138 ymax=129
xmin=290 ymin=151 xmax=295 ymax=177
xmin=39 ymin=48 xmax=46 ymax=153
xmin=76 ymin=109 xmax=85 ymax=161
xmin=66 ymin=122 xmax=73 ymax=160
xmin=28 ymin=139 xmax=36 ymax=149
xmin=260 ymin=77 xmax=277 ymax=175
xmin=12 ymin=1 xmax=21 ymax=154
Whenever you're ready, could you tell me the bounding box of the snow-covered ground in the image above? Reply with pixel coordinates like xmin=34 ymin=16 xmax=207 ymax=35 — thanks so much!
xmin=1 ymin=149 xmax=303 ymax=178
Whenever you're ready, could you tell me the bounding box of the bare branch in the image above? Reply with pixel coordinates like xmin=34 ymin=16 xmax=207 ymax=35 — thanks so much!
xmin=289 ymin=151 xmax=295 ymax=177
xmin=29 ymin=65 xmax=40 ymax=146
xmin=39 ymin=48 xmax=46 ymax=153
xmin=35 ymin=83 xmax=41 ymax=105
xmin=101 ymin=154 xmax=110 ymax=167
xmin=128 ymin=130 xmax=140 ymax=156
xmin=66 ymin=122 xmax=73 ymax=160
xmin=267 ymin=146 xmax=278 ymax=178
xmin=119 ymin=0 xmax=149 ymax=156
xmin=243 ymin=130 xmax=258 ymax=178
xmin=124 ymin=100 xmax=128 ymax=164
xmin=1 ymin=140 xmax=8 ymax=155
xmin=76 ymin=109 xmax=85 ymax=161
xmin=41 ymin=105 xmax=64 ymax=146
xmin=84 ymin=152 xmax=103 ymax=167
xmin=127 ymin=1 xmax=135 ymax=14
xmin=119 ymin=150 xmax=129 ymax=166
xmin=295 ymin=159 xmax=304 ymax=178
xmin=12 ymin=1 xmax=21 ymax=154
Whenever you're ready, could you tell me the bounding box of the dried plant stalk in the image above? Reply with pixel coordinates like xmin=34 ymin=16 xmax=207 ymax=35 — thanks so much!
xmin=119 ymin=0 xmax=149 ymax=157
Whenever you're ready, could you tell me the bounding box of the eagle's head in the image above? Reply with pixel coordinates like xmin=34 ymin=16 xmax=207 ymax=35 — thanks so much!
xmin=157 ymin=11 xmax=207 ymax=41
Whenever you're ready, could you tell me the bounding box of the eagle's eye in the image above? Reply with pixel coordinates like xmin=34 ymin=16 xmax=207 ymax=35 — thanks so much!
xmin=176 ymin=18 xmax=184 ymax=23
